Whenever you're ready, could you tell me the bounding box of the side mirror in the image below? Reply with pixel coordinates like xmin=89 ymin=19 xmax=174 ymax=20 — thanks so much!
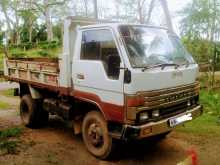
xmin=124 ymin=69 xmax=131 ymax=84
xmin=107 ymin=55 xmax=121 ymax=79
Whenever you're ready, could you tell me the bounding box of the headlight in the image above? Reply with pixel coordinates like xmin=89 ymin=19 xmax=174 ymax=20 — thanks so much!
xmin=187 ymin=100 xmax=191 ymax=107
xmin=152 ymin=110 xmax=160 ymax=117
xmin=139 ymin=112 xmax=149 ymax=121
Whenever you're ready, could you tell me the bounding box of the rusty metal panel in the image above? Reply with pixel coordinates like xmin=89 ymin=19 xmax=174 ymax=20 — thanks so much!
xmin=28 ymin=62 xmax=41 ymax=71
xmin=8 ymin=68 xmax=16 ymax=77
xmin=18 ymin=70 xmax=28 ymax=79
xmin=44 ymin=74 xmax=58 ymax=86
xmin=5 ymin=58 xmax=59 ymax=87
xmin=41 ymin=63 xmax=59 ymax=73
xmin=30 ymin=71 xmax=41 ymax=82
xmin=17 ymin=62 xmax=28 ymax=69
xmin=7 ymin=60 xmax=17 ymax=68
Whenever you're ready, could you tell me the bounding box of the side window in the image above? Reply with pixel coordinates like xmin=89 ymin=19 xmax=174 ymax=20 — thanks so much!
xmin=81 ymin=29 xmax=121 ymax=79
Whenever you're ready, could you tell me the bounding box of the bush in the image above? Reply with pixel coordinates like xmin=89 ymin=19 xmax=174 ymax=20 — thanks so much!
xmin=20 ymin=42 xmax=34 ymax=50
xmin=39 ymin=41 xmax=59 ymax=50
xmin=38 ymin=50 xmax=50 ymax=57
xmin=200 ymin=90 xmax=220 ymax=115
xmin=11 ymin=52 xmax=26 ymax=58
xmin=0 ymin=141 xmax=19 ymax=154
xmin=0 ymin=127 xmax=22 ymax=139
xmin=0 ymin=127 xmax=23 ymax=155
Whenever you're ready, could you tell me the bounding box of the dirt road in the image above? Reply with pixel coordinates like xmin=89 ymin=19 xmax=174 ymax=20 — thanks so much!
xmin=0 ymin=85 xmax=219 ymax=165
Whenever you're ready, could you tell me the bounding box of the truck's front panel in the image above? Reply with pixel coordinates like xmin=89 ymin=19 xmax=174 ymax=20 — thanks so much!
xmin=115 ymin=24 xmax=203 ymax=139
xmin=124 ymin=64 xmax=198 ymax=94
xmin=122 ymin=81 xmax=202 ymax=139
xmin=126 ymin=82 xmax=200 ymax=124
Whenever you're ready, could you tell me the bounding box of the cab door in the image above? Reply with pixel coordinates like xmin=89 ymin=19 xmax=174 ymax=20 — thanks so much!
xmin=72 ymin=28 xmax=125 ymax=122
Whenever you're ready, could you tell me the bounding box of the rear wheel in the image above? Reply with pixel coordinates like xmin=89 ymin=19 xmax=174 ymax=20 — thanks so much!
xmin=20 ymin=94 xmax=48 ymax=128
xmin=82 ymin=111 xmax=114 ymax=159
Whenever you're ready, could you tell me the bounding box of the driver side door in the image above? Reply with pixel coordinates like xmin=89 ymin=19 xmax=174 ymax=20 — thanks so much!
xmin=72 ymin=28 xmax=125 ymax=122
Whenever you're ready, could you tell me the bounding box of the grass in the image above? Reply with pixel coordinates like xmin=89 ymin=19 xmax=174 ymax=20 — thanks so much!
xmin=177 ymin=89 xmax=220 ymax=136
xmin=8 ymin=47 xmax=61 ymax=58
xmin=0 ymin=52 xmax=4 ymax=71
xmin=177 ymin=114 xmax=220 ymax=136
xmin=0 ymin=127 xmax=23 ymax=155
xmin=0 ymin=101 xmax=11 ymax=110
xmin=0 ymin=141 xmax=19 ymax=154
xmin=0 ymin=46 xmax=61 ymax=70
xmin=0 ymin=127 xmax=23 ymax=139
xmin=0 ymin=89 xmax=14 ymax=97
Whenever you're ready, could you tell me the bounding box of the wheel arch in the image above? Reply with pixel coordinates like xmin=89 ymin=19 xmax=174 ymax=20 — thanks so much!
xmin=19 ymin=83 xmax=42 ymax=99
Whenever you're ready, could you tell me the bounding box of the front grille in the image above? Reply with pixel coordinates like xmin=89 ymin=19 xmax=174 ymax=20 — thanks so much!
xmin=137 ymin=82 xmax=199 ymax=111
xmin=136 ymin=82 xmax=200 ymax=124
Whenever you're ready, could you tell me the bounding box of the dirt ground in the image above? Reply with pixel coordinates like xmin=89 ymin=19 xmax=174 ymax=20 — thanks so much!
xmin=0 ymin=85 xmax=220 ymax=165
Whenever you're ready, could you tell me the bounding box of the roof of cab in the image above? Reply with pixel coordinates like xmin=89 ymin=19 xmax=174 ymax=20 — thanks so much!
xmin=65 ymin=16 xmax=169 ymax=31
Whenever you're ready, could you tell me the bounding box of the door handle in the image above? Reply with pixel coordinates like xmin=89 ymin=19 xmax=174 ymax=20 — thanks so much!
xmin=76 ymin=73 xmax=85 ymax=80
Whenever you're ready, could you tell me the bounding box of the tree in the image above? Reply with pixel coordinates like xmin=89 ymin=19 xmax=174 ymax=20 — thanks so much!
xmin=18 ymin=0 xmax=38 ymax=43
xmin=93 ymin=0 xmax=98 ymax=19
xmin=27 ymin=0 xmax=67 ymax=41
xmin=0 ymin=0 xmax=23 ymax=44
xmin=180 ymin=0 xmax=220 ymax=89
xmin=19 ymin=9 xmax=37 ymax=42
xmin=0 ymin=0 xmax=13 ymax=43
xmin=114 ymin=0 xmax=153 ymax=24
xmin=137 ymin=0 xmax=147 ymax=23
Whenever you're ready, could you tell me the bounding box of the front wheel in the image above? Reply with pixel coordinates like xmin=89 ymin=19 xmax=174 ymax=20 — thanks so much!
xmin=82 ymin=111 xmax=114 ymax=159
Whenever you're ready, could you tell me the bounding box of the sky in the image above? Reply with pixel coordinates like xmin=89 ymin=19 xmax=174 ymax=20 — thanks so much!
xmin=97 ymin=0 xmax=192 ymax=35
xmin=168 ymin=0 xmax=191 ymax=34
xmin=0 ymin=0 xmax=191 ymax=35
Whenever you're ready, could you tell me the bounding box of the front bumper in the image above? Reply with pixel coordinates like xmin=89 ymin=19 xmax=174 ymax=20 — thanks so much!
xmin=121 ymin=105 xmax=203 ymax=140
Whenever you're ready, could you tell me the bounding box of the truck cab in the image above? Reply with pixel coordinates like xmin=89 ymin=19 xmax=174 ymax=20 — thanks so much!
xmin=4 ymin=17 xmax=202 ymax=159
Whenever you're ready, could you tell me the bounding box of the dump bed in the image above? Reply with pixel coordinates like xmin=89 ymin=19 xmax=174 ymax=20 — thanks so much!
xmin=4 ymin=58 xmax=59 ymax=87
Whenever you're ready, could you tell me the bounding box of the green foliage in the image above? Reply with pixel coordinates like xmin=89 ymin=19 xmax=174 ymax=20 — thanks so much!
xmin=182 ymin=38 xmax=213 ymax=63
xmin=0 ymin=127 xmax=22 ymax=139
xmin=0 ymin=52 xmax=4 ymax=71
xmin=200 ymin=89 xmax=220 ymax=115
xmin=177 ymin=89 xmax=220 ymax=135
xmin=0 ymin=127 xmax=23 ymax=155
xmin=177 ymin=113 xmax=220 ymax=135
xmin=40 ymin=41 xmax=59 ymax=50
xmin=35 ymin=24 xmax=47 ymax=42
xmin=0 ymin=101 xmax=10 ymax=110
xmin=1 ymin=89 xmax=14 ymax=97
xmin=53 ymin=24 xmax=62 ymax=41
xmin=0 ymin=141 xmax=19 ymax=154
xmin=38 ymin=50 xmax=50 ymax=57
xmin=180 ymin=0 xmax=219 ymax=40
xmin=0 ymin=32 xmax=3 ymax=45
xmin=180 ymin=0 xmax=220 ymax=66
xmin=10 ymin=52 xmax=26 ymax=58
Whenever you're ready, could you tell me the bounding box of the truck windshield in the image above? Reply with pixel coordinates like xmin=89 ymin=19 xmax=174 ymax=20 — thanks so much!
xmin=119 ymin=25 xmax=195 ymax=68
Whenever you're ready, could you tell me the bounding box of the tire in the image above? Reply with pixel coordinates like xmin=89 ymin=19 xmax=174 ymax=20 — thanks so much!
xmin=20 ymin=94 xmax=48 ymax=128
xmin=82 ymin=111 xmax=115 ymax=159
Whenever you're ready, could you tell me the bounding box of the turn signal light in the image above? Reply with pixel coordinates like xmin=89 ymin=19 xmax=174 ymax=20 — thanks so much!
xmin=127 ymin=95 xmax=145 ymax=107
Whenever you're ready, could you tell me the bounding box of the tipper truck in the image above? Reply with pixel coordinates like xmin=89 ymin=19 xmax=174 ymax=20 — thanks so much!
xmin=3 ymin=17 xmax=203 ymax=159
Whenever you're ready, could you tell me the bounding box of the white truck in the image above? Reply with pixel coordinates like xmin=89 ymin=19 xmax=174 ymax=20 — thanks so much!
xmin=4 ymin=17 xmax=202 ymax=159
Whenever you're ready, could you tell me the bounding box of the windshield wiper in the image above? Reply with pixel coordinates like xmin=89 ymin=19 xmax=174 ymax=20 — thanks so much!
xmin=181 ymin=62 xmax=196 ymax=68
xmin=142 ymin=63 xmax=180 ymax=72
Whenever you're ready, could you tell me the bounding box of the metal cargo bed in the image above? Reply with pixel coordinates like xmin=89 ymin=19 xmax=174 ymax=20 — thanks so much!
xmin=4 ymin=58 xmax=59 ymax=87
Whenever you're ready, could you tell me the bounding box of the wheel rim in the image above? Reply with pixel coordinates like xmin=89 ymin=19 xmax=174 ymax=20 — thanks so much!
xmin=20 ymin=102 xmax=30 ymax=124
xmin=87 ymin=121 xmax=104 ymax=148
